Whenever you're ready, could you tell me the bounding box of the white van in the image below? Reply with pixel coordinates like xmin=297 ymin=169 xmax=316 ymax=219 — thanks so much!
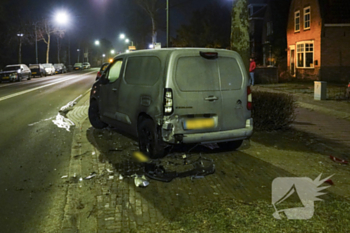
xmin=89 ymin=48 xmax=253 ymax=158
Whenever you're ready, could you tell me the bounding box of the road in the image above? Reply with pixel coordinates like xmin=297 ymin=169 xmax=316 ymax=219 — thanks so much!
xmin=0 ymin=70 xmax=96 ymax=233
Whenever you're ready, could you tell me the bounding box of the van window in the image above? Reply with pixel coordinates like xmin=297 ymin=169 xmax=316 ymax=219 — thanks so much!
xmin=108 ymin=60 xmax=123 ymax=83
xmin=124 ymin=56 xmax=160 ymax=85
xmin=175 ymin=57 xmax=220 ymax=91
xmin=219 ymin=58 xmax=243 ymax=90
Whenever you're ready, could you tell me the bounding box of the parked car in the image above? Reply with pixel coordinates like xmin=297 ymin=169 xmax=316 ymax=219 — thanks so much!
xmin=82 ymin=62 xmax=91 ymax=69
xmin=54 ymin=63 xmax=67 ymax=74
xmin=96 ymin=63 xmax=110 ymax=80
xmin=0 ymin=64 xmax=31 ymax=82
xmin=88 ymin=48 xmax=253 ymax=158
xmin=29 ymin=64 xmax=46 ymax=77
xmin=42 ymin=63 xmax=55 ymax=75
xmin=74 ymin=63 xmax=83 ymax=70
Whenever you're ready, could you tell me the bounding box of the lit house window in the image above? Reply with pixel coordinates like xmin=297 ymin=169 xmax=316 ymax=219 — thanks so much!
xmin=304 ymin=7 xmax=311 ymax=30
xmin=297 ymin=41 xmax=314 ymax=68
xmin=295 ymin=11 xmax=300 ymax=32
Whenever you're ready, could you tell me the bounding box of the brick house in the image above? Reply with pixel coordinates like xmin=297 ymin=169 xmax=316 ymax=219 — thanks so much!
xmin=287 ymin=0 xmax=350 ymax=82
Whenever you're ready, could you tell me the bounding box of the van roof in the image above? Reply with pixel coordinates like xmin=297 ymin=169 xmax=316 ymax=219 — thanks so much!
xmin=115 ymin=48 xmax=238 ymax=57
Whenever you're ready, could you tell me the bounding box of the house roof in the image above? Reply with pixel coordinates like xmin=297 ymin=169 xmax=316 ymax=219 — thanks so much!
xmin=319 ymin=0 xmax=350 ymax=24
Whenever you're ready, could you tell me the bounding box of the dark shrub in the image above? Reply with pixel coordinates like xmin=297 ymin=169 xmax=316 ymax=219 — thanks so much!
xmin=252 ymin=91 xmax=296 ymax=131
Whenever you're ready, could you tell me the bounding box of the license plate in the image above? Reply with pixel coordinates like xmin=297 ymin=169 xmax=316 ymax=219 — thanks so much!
xmin=3 ymin=76 xmax=9 ymax=79
xmin=55 ymin=71 xmax=58 ymax=73
xmin=184 ymin=118 xmax=215 ymax=130
xmin=75 ymin=68 xmax=79 ymax=69
xmin=32 ymin=72 xmax=37 ymax=74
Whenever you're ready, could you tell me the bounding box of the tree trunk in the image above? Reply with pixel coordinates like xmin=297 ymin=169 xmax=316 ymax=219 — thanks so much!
xmin=46 ymin=34 xmax=50 ymax=63
xmin=230 ymin=0 xmax=250 ymax=73
xmin=151 ymin=16 xmax=157 ymax=45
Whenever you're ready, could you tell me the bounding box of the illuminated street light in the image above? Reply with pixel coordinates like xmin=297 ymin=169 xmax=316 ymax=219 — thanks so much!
xmin=119 ymin=34 xmax=125 ymax=39
xmin=54 ymin=11 xmax=69 ymax=25
xmin=111 ymin=50 xmax=115 ymax=54
xmin=95 ymin=40 xmax=100 ymax=45
xmin=149 ymin=44 xmax=154 ymax=49
xmin=102 ymin=54 xmax=105 ymax=57
xmin=125 ymin=39 xmax=130 ymax=43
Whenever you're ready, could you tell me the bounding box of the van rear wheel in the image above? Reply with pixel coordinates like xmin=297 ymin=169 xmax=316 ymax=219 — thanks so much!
xmin=88 ymin=101 xmax=107 ymax=129
xmin=138 ymin=118 xmax=165 ymax=159
xmin=218 ymin=140 xmax=243 ymax=151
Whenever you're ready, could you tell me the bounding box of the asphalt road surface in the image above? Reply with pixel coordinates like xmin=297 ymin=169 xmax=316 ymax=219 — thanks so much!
xmin=0 ymin=69 xmax=96 ymax=233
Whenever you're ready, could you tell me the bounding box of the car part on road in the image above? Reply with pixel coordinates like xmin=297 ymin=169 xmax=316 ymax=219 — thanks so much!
xmin=84 ymin=172 xmax=97 ymax=180
xmin=329 ymin=155 xmax=348 ymax=164
xmin=88 ymin=101 xmax=107 ymax=129
xmin=134 ymin=175 xmax=149 ymax=187
xmin=144 ymin=157 xmax=215 ymax=182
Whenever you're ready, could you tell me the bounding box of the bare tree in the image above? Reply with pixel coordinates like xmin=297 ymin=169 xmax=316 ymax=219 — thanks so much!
xmin=135 ymin=0 xmax=164 ymax=45
xmin=36 ymin=19 xmax=64 ymax=63
xmin=230 ymin=0 xmax=250 ymax=72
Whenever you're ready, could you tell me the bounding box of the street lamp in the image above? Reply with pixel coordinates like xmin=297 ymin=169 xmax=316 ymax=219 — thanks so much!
xmin=111 ymin=50 xmax=115 ymax=54
xmin=17 ymin=33 xmax=24 ymax=63
xmin=54 ymin=11 xmax=70 ymax=64
xmin=95 ymin=40 xmax=100 ymax=45
xmin=119 ymin=34 xmax=125 ymax=39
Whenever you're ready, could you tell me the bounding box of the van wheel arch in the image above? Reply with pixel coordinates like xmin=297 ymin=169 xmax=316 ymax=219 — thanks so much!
xmin=137 ymin=114 xmax=165 ymax=159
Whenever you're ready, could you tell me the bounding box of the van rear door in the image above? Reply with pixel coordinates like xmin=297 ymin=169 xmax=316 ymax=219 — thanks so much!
xmin=171 ymin=50 xmax=223 ymax=133
xmin=170 ymin=50 xmax=246 ymax=134
xmin=217 ymin=56 xmax=246 ymax=130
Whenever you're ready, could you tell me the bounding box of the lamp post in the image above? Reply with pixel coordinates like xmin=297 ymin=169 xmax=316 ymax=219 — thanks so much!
xmin=33 ymin=22 xmax=39 ymax=64
xmin=102 ymin=54 xmax=105 ymax=65
xmin=77 ymin=49 xmax=80 ymax=63
xmin=166 ymin=0 xmax=169 ymax=47
xmin=54 ymin=11 xmax=70 ymax=64
xmin=125 ymin=38 xmax=134 ymax=46
xmin=17 ymin=33 xmax=24 ymax=64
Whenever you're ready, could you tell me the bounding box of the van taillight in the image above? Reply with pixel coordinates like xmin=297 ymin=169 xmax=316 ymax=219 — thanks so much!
xmin=164 ymin=88 xmax=173 ymax=115
xmin=97 ymin=71 xmax=101 ymax=78
xmin=247 ymin=86 xmax=252 ymax=110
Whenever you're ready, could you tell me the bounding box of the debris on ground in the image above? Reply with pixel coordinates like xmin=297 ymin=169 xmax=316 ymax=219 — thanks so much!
xmin=144 ymin=156 xmax=215 ymax=182
xmin=134 ymin=175 xmax=149 ymax=187
xmin=84 ymin=172 xmax=97 ymax=180
xmin=325 ymin=179 xmax=334 ymax=185
xmin=133 ymin=151 xmax=150 ymax=163
xmin=119 ymin=174 xmax=123 ymax=180
xmin=106 ymin=168 xmax=114 ymax=174
xmin=61 ymin=175 xmax=68 ymax=179
xmin=329 ymin=155 xmax=348 ymax=164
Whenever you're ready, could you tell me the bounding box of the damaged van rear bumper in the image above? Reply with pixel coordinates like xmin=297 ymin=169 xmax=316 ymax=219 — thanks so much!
xmin=179 ymin=126 xmax=253 ymax=144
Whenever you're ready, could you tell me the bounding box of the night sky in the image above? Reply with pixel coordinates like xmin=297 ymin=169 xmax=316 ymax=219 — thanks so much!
xmin=7 ymin=0 xmax=266 ymax=65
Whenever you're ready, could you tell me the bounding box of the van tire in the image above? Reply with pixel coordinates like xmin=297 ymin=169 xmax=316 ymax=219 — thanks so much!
xmin=138 ymin=118 xmax=165 ymax=159
xmin=88 ymin=101 xmax=107 ymax=129
xmin=218 ymin=140 xmax=243 ymax=151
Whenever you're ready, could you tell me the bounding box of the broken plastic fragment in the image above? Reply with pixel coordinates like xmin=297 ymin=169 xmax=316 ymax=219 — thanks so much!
xmin=106 ymin=168 xmax=113 ymax=174
xmin=134 ymin=175 xmax=149 ymax=187
xmin=108 ymin=176 xmax=114 ymax=180
xmin=84 ymin=172 xmax=97 ymax=180
xmin=61 ymin=175 xmax=68 ymax=179
xmin=119 ymin=174 xmax=123 ymax=180
xmin=182 ymin=154 xmax=187 ymax=159
xmin=324 ymin=179 xmax=334 ymax=185
xmin=92 ymin=151 xmax=96 ymax=155
xmin=133 ymin=151 xmax=150 ymax=163
xmin=329 ymin=155 xmax=348 ymax=164
xmin=191 ymin=175 xmax=205 ymax=180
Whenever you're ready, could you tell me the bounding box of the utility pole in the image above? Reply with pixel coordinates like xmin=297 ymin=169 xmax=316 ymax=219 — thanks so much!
xmin=166 ymin=0 xmax=169 ymax=47
xmin=17 ymin=33 xmax=24 ymax=64
xmin=34 ymin=23 xmax=38 ymax=64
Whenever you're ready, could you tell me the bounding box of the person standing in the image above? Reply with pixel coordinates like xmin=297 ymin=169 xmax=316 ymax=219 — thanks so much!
xmin=249 ymin=57 xmax=256 ymax=86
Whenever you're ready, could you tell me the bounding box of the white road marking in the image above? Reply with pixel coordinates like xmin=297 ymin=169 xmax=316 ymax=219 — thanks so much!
xmin=28 ymin=116 xmax=56 ymax=126
xmin=0 ymin=71 xmax=95 ymax=102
